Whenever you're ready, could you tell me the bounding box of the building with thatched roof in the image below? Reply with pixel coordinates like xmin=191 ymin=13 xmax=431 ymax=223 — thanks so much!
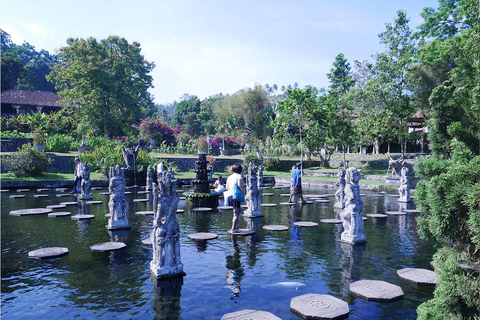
xmin=1 ymin=89 xmax=75 ymax=116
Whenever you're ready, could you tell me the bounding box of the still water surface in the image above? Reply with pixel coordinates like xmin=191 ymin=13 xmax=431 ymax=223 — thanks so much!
xmin=1 ymin=185 xmax=436 ymax=319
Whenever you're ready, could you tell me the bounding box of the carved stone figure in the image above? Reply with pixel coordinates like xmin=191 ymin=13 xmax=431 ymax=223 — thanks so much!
xmin=388 ymin=156 xmax=414 ymax=176
xmin=244 ymin=162 xmax=262 ymax=217
xmin=146 ymin=165 xmax=154 ymax=191
xmin=80 ymin=163 xmax=92 ymax=200
xmin=398 ymin=166 xmax=411 ymax=202
xmin=207 ymin=164 xmax=213 ymax=181
xmin=107 ymin=165 xmax=130 ymax=230
xmin=150 ymin=167 xmax=185 ymax=278
xmin=257 ymin=165 xmax=264 ymax=188
xmin=334 ymin=167 xmax=346 ymax=209
xmin=121 ymin=145 xmax=140 ymax=169
xmin=340 ymin=167 xmax=366 ymax=244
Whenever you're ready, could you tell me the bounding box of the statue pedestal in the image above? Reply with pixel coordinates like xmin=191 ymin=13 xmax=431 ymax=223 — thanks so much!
xmin=341 ymin=232 xmax=366 ymax=244
xmin=107 ymin=220 xmax=131 ymax=230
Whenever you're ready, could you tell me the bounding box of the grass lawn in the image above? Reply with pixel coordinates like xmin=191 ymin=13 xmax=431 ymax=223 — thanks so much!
xmin=1 ymin=172 xmax=107 ymax=182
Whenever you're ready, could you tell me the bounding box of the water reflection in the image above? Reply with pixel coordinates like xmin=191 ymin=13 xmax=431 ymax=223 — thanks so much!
xmin=289 ymin=203 xmax=303 ymax=240
xmin=244 ymin=217 xmax=261 ymax=266
xmin=224 ymin=236 xmax=244 ymax=299
xmin=152 ymin=276 xmax=183 ymax=320
xmin=339 ymin=242 xmax=366 ymax=300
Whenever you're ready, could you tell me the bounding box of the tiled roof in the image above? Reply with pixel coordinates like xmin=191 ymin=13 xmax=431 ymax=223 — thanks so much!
xmin=1 ymin=89 xmax=74 ymax=108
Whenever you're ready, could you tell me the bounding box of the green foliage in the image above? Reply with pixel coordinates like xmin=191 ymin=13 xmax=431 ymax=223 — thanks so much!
xmin=243 ymin=152 xmax=262 ymax=168
xmin=417 ymin=248 xmax=480 ymax=320
xmin=263 ymin=156 xmax=282 ymax=171
xmin=32 ymin=128 xmax=46 ymax=145
xmin=79 ymin=145 xmax=124 ymax=177
xmin=47 ymin=36 xmax=154 ymax=137
xmin=4 ymin=143 xmax=51 ymax=177
xmin=174 ymin=96 xmax=201 ymax=125
xmin=1 ymin=52 xmax=26 ymax=90
xmin=45 ymin=134 xmax=74 ymax=153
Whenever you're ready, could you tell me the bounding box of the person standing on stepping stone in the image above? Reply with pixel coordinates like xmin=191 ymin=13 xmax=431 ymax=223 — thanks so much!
xmin=71 ymin=158 xmax=83 ymax=193
xmin=289 ymin=163 xmax=305 ymax=204
xmin=226 ymin=163 xmax=244 ymax=233
xmin=156 ymin=161 xmax=164 ymax=181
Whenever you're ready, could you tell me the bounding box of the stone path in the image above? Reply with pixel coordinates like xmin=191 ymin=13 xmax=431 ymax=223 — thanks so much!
xmin=366 ymin=214 xmax=388 ymax=218
xmin=10 ymin=208 xmax=52 ymax=216
xmin=91 ymin=187 xmax=102 ymax=190
xmin=71 ymin=215 xmax=95 ymax=220
xmin=227 ymin=229 xmax=255 ymax=236
xmin=37 ymin=188 xmax=50 ymax=192
xmin=90 ymin=242 xmax=126 ymax=252
xmin=193 ymin=207 xmax=212 ymax=212
xmin=315 ymin=199 xmax=330 ymax=203
xmin=320 ymin=219 xmax=343 ymax=224
xmin=350 ymin=280 xmax=404 ymax=302
xmin=397 ymin=268 xmax=437 ymax=285
xmin=138 ymin=191 xmax=150 ymax=194
xmin=85 ymin=201 xmax=103 ymax=205
xmin=299 ymin=201 xmax=313 ymax=204
xmin=28 ymin=247 xmax=69 ymax=259
xmin=187 ymin=232 xmax=218 ymax=240
xmin=294 ymin=221 xmax=318 ymax=227
xmin=260 ymin=203 xmax=277 ymax=207
xmin=99 ymin=192 xmax=110 ymax=195
xmin=262 ymin=193 xmax=274 ymax=196
xmin=56 ymin=194 xmax=71 ymax=197
xmin=217 ymin=206 xmax=233 ymax=210
xmin=290 ymin=293 xmax=349 ymax=320
xmin=16 ymin=189 xmax=30 ymax=192
xmin=403 ymin=209 xmax=420 ymax=214
xmin=9 ymin=195 xmax=25 ymax=199
xmin=60 ymin=202 xmax=78 ymax=206
xmin=221 ymin=309 xmax=281 ymax=320
xmin=385 ymin=211 xmax=406 ymax=215
xmin=135 ymin=211 xmax=154 ymax=216
xmin=133 ymin=199 xmax=148 ymax=203
xmin=263 ymin=225 xmax=288 ymax=231
xmin=34 ymin=194 xmax=49 ymax=198
xmin=48 ymin=212 xmax=71 ymax=217
xmin=279 ymin=202 xmax=295 ymax=205
xmin=47 ymin=204 xmax=66 ymax=209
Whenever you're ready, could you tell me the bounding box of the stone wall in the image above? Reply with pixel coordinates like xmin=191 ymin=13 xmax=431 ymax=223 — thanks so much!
xmin=1 ymin=138 xmax=33 ymax=152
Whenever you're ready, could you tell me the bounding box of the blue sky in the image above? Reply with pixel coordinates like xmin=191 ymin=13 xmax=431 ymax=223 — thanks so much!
xmin=2 ymin=0 xmax=438 ymax=104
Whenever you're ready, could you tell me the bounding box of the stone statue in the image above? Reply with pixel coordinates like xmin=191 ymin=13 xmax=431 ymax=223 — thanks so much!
xmin=150 ymin=167 xmax=185 ymax=278
xmin=257 ymin=165 xmax=264 ymax=188
xmin=398 ymin=166 xmax=411 ymax=202
xmin=207 ymin=164 xmax=213 ymax=181
xmin=121 ymin=145 xmax=140 ymax=169
xmin=146 ymin=165 xmax=154 ymax=191
xmin=340 ymin=167 xmax=366 ymax=244
xmin=107 ymin=165 xmax=130 ymax=230
xmin=334 ymin=167 xmax=346 ymax=209
xmin=244 ymin=162 xmax=262 ymax=217
xmin=388 ymin=156 xmax=413 ymax=176
xmin=80 ymin=163 xmax=92 ymax=200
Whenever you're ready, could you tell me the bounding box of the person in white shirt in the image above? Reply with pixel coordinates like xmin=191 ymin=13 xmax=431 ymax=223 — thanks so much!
xmin=157 ymin=161 xmax=164 ymax=181
xmin=71 ymin=158 xmax=83 ymax=193
xmin=226 ymin=163 xmax=245 ymax=233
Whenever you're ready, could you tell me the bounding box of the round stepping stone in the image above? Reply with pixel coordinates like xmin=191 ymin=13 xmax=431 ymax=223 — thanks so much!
xmin=227 ymin=229 xmax=255 ymax=236
xmin=263 ymin=225 xmax=288 ymax=231
xmin=55 ymin=188 xmax=66 ymax=192
xmin=48 ymin=211 xmax=71 ymax=217
xmin=294 ymin=221 xmax=318 ymax=227
xmin=10 ymin=208 xmax=52 ymax=216
xmin=124 ymin=191 xmax=132 ymax=194
xmin=142 ymin=238 xmax=152 ymax=245
xmin=28 ymin=247 xmax=69 ymax=259
xmin=16 ymin=189 xmax=30 ymax=192
xmin=403 ymin=209 xmax=420 ymax=214
xmin=56 ymin=194 xmax=71 ymax=197
xmin=366 ymin=214 xmax=388 ymax=218
xmin=290 ymin=293 xmax=349 ymax=320
xmin=385 ymin=211 xmax=406 ymax=215
xmin=99 ymin=192 xmax=110 ymax=195
xmin=105 ymin=214 xmax=112 ymax=218
xmin=360 ymin=194 xmax=366 ymax=196
xmin=221 ymin=309 xmax=281 ymax=320
xmin=350 ymin=280 xmax=404 ymax=302
xmin=177 ymin=209 xmax=185 ymax=214
xmin=91 ymin=187 xmax=102 ymax=190
xmin=362 ymin=217 xmax=367 ymax=221
xmin=280 ymin=202 xmax=295 ymax=205
xmin=389 ymin=194 xmax=401 ymax=197
xmin=315 ymin=199 xmax=330 ymax=203
xmin=135 ymin=211 xmax=154 ymax=216
xmin=193 ymin=207 xmax=212 ymax=212
xmin=217 ymin=206 xmax=233 ymax=210
xmin=1 ymin=189 xmax=10 ymax=192
xmin=71 ymin=214 xmax=95 ymax=220
xmin=125 ymin=186 xmax=135 ymax=189
xmin=60 ymin=201 xmax=78 ymax=206
xmin=85 ymin=201 xmax=103 ymax=205
xmin=320 ymin=219 xmax=343 ymax=224
xmin=47 ymin=204 xmax=66 ymax=209
xmin=90 ymin=242 xmax=126 ymax=252
xmin=304 ymin=194 xmax=321 ymax=198
xmin=133 ymin=198 xmax=148 ymax=203
xmin=9 ymin=195 xmax=25 ymax=199
xmin=299 ymin=201 xmax=313 ymax=204
xmin=260 ymin=203 xmax=277 ymax=207
xmin=397 ymin=268 xmax=437 ymax=285
xmin=280 ymin=194 xmax=291 ymax=197
xmin=37 ymin=188 xmax=50 ymax=192
xmin=34 ymin=194 xmax=49 ymax=198
xmin=179 ymin=196 xmax=186 ymax=200
xmin=273 ymin=186 xmax=284 ymax=189
xmin=138 ymin=191 xmax=150 ymax=194
xmin=241 ymin=205 xmax=248 ymax=208
xmin=188 ymin=232 xmax=218 ymax=240
xmin=262 ymin=193 xmax=274 ymax=196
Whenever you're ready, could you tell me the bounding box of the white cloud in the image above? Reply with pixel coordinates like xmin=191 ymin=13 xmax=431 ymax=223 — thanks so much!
xmin=1 ymin=23 xmax=25 ymax=44
xmin=20 ymin=21 xmax=54 ymax=42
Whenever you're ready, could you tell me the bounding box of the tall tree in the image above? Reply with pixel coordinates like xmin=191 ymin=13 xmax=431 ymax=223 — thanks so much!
xmin=173 ymin=95 xmax=201 ymax=125
xmin=326 ymin=53 xmax=355 ymax=166
xmin=1 ymin=52 xmax=26 ymax=90
xmin=47 ymin=36 xmax=154 ymax=137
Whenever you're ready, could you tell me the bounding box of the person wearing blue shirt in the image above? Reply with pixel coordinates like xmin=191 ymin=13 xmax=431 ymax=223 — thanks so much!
xmin=289 ymin=163 xmax=305 ymax=203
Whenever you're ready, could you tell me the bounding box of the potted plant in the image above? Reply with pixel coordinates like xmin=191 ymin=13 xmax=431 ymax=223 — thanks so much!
xmin=33 ymin=128 xmax=46 ymax=152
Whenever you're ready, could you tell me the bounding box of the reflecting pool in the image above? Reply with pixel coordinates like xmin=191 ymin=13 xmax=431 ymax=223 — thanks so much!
xmin=1 ymin=185 xmax=436 ymax=319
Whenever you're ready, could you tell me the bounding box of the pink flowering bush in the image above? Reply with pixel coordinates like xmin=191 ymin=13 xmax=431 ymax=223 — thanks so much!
xmin=139 ymin=117 xmax=179 ymax=146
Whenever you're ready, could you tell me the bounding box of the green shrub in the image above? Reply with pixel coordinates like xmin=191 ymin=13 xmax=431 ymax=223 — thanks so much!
xmin=243 ymin=152 xmax=262 ymax=168
xmin=4 ymin=143 xmax=51 ymax=177
xmin=32 ymin=128 xmax=46 ymax=145
xmin=263 ymin=156 xmax=282 ymax=171
xmin=46 ymin=134 xmax=74 ymax=153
